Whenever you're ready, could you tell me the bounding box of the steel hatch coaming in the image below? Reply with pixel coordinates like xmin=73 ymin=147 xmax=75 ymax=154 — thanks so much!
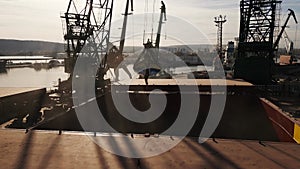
xmin=37 ymin=80 xmax=281 ymax=142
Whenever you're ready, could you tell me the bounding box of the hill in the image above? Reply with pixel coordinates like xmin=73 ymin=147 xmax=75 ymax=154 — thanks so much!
xmin=0 ymin=39 xmax=64 ymax=56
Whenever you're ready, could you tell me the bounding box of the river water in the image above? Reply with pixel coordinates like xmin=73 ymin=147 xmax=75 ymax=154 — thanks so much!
xmin=0 ymin=66 xmax=69 ymax=88
xmin=0 ymin=64 xmax=212 ymax=89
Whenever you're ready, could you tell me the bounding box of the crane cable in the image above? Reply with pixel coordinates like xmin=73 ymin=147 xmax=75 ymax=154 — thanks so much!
xmin=143 ymin=0 xmax=157 ymax=44
xmin=132 ymin=6 xmax=135 ymax=52
xmin=295 ymin=24 xmax=298 ymax=47
xmin=71 ymin=0 xmax=78 ymax=14
xmin=143 ymin=0 xmax=149 ymax=44
xmin=151 ymin=0 xmax=157 ymax=42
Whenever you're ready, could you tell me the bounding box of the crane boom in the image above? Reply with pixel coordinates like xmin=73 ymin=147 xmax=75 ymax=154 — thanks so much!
xmin=155 ymin=1 xmax=167 ymax=48
xmin=119 ymin=0 xmax=133 ymax=54
xmin=273 ymin=9 xmax=298 ymax=51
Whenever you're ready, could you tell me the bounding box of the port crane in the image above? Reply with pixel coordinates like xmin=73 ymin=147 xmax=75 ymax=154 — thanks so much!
xmin=105 ymin=0 xmax=133 ymax=80
xmin=153 ymin=1 xmax=167 ymax=49
xmin=61 ymin=0 xmax=136 ymax=84
xmin=273 ymin=9 xmax=298 ymax=52
xmin=61 ymin=0 xmax=114 ymax=74
xmin=278 ymin=30 xmax=296 ymax=65
xmin=133 ymin=1 xmax=168 ymax=84
xmin=234 ymin=1 xmax=298 ymax=84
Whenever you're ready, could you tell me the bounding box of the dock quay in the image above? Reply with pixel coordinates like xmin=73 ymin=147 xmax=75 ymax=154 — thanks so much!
xmin=0 ymin=88 xmax=46 ymax=126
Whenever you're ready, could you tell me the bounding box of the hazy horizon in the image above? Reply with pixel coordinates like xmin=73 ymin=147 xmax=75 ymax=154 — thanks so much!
xmin=0 ymin=0 xmax=299 ymax=48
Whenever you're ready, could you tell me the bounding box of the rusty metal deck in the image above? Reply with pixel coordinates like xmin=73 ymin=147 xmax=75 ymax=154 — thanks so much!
xmin=0 ymin=129 xmax=299 ymax=169
xmin=0 ymin=87 xmax=45 ymax=98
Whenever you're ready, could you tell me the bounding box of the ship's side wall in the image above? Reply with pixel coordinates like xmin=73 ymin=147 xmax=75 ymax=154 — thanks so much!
xmin=0 ymin=88 xmax=46 ymax=125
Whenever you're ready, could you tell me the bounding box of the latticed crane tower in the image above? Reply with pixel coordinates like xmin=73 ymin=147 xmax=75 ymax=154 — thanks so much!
xmin=61 ymin=0 xmax=114 ymax=74
xmin=234 ymin=0 xmax=281 ymax=84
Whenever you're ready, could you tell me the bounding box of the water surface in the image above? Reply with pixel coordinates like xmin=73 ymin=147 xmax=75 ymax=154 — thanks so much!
xmin=0 ymin=67 xmax=69 ymax=88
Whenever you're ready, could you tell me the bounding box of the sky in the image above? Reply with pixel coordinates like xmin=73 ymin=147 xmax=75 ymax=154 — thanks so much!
xmin=0 ymin=0 xmax=299 ymax=48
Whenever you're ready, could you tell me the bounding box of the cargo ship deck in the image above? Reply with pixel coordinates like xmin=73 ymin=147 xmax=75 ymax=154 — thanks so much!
xmin=1 ymin=129 xmax=300 ymax=169
xmin=1 ymin=80 xmax=300 ymax=168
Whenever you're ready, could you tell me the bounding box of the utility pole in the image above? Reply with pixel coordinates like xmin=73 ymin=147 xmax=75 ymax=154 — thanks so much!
xmin=214 ymin=15 xmax=227 ymax=62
